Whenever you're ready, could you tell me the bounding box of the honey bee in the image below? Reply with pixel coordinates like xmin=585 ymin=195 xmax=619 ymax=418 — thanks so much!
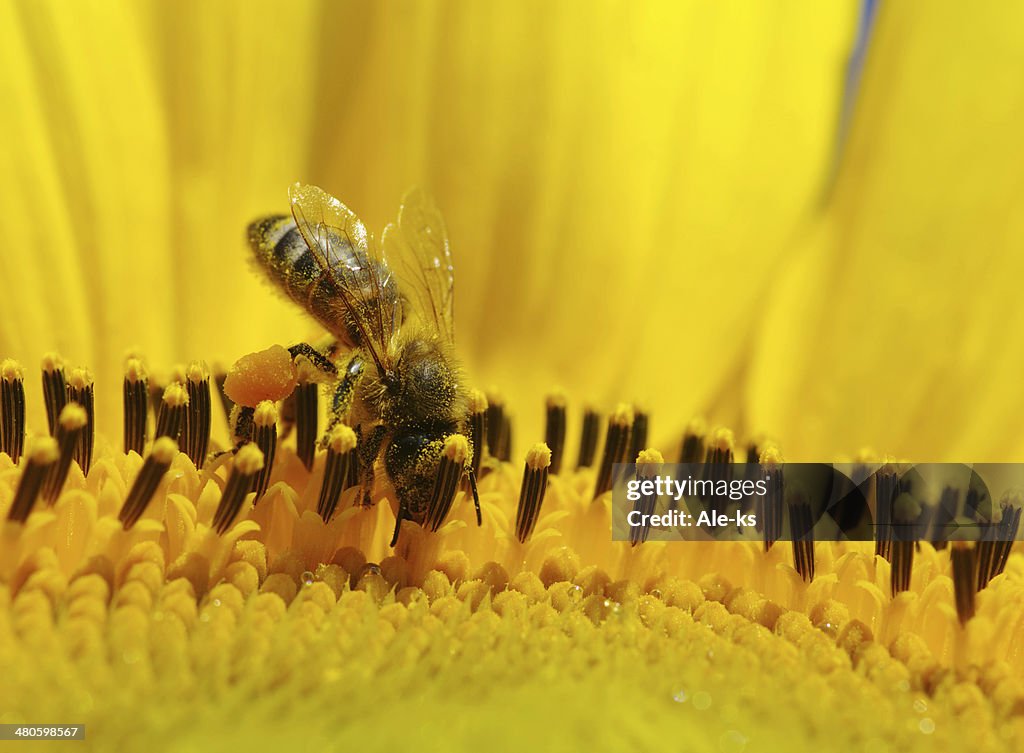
xmin=247 ymin=183 xmax=480 ymax=545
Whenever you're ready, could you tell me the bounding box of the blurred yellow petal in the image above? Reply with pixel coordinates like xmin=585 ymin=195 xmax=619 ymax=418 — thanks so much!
xmin=0 ymin=0 xmax=324 ymax=429
xmin=750 ymin=1 xmax=1024 ymax=460
xmin=309 ymin=1 xmax=857 ymax=444
xmin=1 ymin=1 xmax=857 ymax=448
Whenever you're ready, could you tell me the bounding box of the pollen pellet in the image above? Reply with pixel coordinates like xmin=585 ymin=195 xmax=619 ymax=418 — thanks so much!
xmin=224 ymin=345 xmax=297 ymax=407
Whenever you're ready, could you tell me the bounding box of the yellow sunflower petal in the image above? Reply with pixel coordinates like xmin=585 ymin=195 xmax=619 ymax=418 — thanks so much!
xmin=312 ymin=1 xmax=858 ymax=443
xmin=750 ymin=1 xmax=1024 ymax=460
xmin=2 ymin=1 xmax=857 ymax=445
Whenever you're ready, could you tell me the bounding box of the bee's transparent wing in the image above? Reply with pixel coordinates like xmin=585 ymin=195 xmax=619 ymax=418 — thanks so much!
xmin=289 ymin=182 xmax=399 ymax=373
xmin=382 ymin=188 xmax=455 ymax=345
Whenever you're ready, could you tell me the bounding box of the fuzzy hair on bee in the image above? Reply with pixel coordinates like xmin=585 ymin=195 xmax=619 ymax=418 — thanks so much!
xmin=246 ymin=183 xmax=480 ymax=545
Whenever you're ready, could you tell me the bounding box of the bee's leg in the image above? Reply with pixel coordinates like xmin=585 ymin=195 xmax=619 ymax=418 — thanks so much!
xmin=389 ymin=496 xmax=408 ymax=548
xmin=385 ymin=433 xmax=434 ymax=546
xmin=320 ymin=354 xmax=365 ymax=448
xmin=385 ymin=433 xmax=472 ymax=545
xmin=206 ymin=404 xmax=255 ymax=464
xmin=355 ymin=424 xmax=387 ymax=507
xmin=280 ymin=343 xmax=337 ymax=441
xmin=230 ymin=405 xmax=255 ymax=450
xmin=287 ymin=342 xmax=337 ymax=376
xmin=467 ymin=468 xmax=482 ymax=526
xmin=323 ymin=339 xmax=345 ymax=360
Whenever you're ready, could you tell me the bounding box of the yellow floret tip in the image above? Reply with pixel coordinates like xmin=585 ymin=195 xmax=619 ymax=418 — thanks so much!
xmin=525 ymin=442 xmax=552 ymax=470
xmin=186 ymin=360 xmax=208 ymax=384
xmin=442 ymin=434 xmax=470 ymax=464
xmin=254 ymin=399 xmax=279 ymax=427
xmin=150 ymin=436 xmax=179 ymax=464
xmin=611 ymin=402 xmax=634 ymax=426
xmin=67 ymin=367 xmax=92 ymax=390
xmin=124 ymin=357 xmax=147 ymax=383
xmin=234 ymin=443 xmax=265 ymax=475
xmin=636 ymin=448 xmax=664 ymax=475
xmin=327 ymin=424 xmax=357 ymax=454
xmin=1 ymin=358 xmax=23 ymax=381
xmin=468 ymin=388 xmax=488 ymax=414
xmin=57 ymin=402 xmax=88 ymax=431
xmin=162 ymin=382 xmax=189 ymax=407
xmin=28 ymin=436 xmax=59 ymax=464
xmin=711 ymin=426 xmax=734 ymax=451
xmin=41 ymin=351 xmax=64 ymax=373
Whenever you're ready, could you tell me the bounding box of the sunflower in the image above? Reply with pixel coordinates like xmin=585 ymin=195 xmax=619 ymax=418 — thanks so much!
xmin=2 ymin=1 xmax=1023 ymax=752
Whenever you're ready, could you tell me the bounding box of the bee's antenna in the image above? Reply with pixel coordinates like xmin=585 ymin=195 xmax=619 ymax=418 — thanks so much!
xmin=468 ymin=467 xmax=482 ymax=526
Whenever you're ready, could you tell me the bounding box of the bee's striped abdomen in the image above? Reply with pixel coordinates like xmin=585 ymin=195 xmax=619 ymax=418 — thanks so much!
xmin=248 ymin=216 xmax=318 ymax=301
xmin=247 ymin=215 xmax=354 ymax=344
xmin=248 ymin=211 xmax=404 ymax=349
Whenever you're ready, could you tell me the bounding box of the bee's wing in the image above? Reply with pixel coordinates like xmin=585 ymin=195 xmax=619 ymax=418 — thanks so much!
xmin=288 ymin=182 xmax=399 ymax=373
xmin=382 ymin=188 xmax=455 ymax=345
